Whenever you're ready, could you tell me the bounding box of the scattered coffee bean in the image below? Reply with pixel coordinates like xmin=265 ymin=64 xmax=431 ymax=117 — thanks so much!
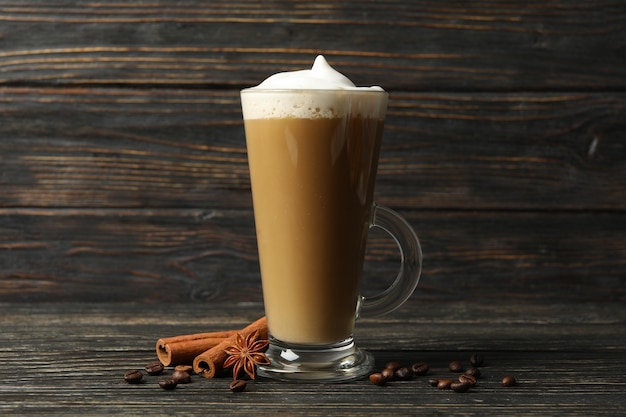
xmin=437 ymin=378 xmax=454 ymax=390
xmin=458 ymin=373 xmax=477 ymax=386
xmin=465 ymin=367 xmax=481 ymax=378
xmin=394 ymin=367 xmax=413 ymax=381
xmin=123 ymin=369 xmax=143 ymax=384
xmin=381 ymin=367 xmax=395 ymax=381
xmin=369 ymin=372 xmax=388 ymax=386
xmin=175 ymin=365 xmax=194 ymax=374
xmin=229 ymin=379 xmax=247 ymax=392
xmin=469 ymin=353 xmax=484 ymax=367
xmin=144 ymin=361 xmax=164 ymax=376
xmin=172 ymin=370 xmax=191 ymax=384
xmin=159 ymin=379 xmax=177 ymax=390
xmin=451 ymin=381 xmax=471 ymax=393
xmin=411 ymin=362 xmax=429 ymax=376
xmin=501 ymin=375 xmax=517 ymax=387
xmin=366 ymin=354 xmax=517 ymax=395
xmin=448 ymin=360 xmax=464 ymax=372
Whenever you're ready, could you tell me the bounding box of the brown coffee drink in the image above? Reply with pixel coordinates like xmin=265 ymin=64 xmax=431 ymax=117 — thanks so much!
xmin=245 ymin=114 xmax=384 ymax=345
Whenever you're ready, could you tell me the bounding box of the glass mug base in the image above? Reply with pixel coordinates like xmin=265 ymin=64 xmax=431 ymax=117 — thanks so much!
xmin=258 ymin=336 xmax=375 ymax=383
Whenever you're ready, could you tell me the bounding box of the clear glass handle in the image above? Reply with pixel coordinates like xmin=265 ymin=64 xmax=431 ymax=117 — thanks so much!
xmin=359 ymin=204 xmax=422 ymax=318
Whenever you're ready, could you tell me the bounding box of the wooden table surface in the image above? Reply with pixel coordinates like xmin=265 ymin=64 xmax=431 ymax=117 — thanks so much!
xmin=1 ymin=300 xmax=624 ymax=416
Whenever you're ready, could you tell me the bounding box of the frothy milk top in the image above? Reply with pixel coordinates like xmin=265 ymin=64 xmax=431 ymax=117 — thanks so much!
xmin=241 ymin=56 xmax=386 ymax=119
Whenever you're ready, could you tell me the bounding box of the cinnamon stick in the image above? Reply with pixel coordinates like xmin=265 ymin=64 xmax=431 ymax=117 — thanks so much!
xmin=193 ymin=316 xmax=268 ymax=378
xmin=156 ymin=330 xmax=238 ymax=366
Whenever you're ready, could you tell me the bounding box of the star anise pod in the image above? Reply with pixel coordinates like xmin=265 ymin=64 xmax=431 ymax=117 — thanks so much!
xmin=223 ymin=330 xmax=270 ymax=380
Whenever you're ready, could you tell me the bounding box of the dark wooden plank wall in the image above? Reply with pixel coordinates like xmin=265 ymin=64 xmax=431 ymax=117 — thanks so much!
xmin=1 ymin=1 xmax=625 ymax=303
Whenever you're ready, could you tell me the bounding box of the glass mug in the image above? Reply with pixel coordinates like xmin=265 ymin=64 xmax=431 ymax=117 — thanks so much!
xmin=241 ymin=89 xmax=422 ymax=382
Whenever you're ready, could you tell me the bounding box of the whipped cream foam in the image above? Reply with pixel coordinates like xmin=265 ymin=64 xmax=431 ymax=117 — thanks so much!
xmin=241 ymin=55 xmax=386 ymax=119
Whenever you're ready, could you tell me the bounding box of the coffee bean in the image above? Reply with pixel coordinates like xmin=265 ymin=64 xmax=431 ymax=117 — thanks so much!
xmin=159 ymin=379 xmax=177 ymax=390
xmin=501 ymin=375 xmax=517 ymax=387
xmin=458 ymin=373 xmax=477 ymax=386
xmin=451 ymin=381 xmax=471 ymax=393
xmin=123 ymin=369 xmax=143 ymax=384
xmin=381 ymin=367 xmax=395 ymax=381
xmin=144 ymin=361 xmax=164 ymax=376
xmin=469 ymin=353 xmax=484 ymax=367
xmin=369 ymin=372 xmax=387 ymax=386
xmin=385 ymin=361 xmax=401 ymax=371
xmin=394 ymin=367 xmax=413 ymax=381
xmin=172 ymin=370 xmax=191 ymax=384
xmin=448 ymin=360 xmax=464 ymax=372
xmin=437 ymin=378 xmax=454 ymax=390
xmin=428 ymin=378 xmax=440 ymax=387
xmin=465 ymin=367 xmax=482 ymax=378
xmin=175 ymin=365 xmax=194 ymax=374
xmin=411 ymin=362 xmax=429 ymax=376
xmin=229 ymin=379 xmax=247 ymax=392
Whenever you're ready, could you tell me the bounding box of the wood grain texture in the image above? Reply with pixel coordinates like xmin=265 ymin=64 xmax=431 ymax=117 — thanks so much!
xmin=0 ymin=1 xmax=625 ymax=304
xmin=1 ymin=302 xmax=624 ymax=416
xmin=1 ymin=87 xmax=624 ymax=210
xmin=1 ymin=2 xmax=624 ymax=414
xmin=0 ymin=1 xmax=624 ymax=90
xmin=1 ymin=208 xmax=624 ymax=303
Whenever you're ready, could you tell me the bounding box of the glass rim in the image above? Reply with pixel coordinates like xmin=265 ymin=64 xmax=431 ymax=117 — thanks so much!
xmin=240 ymin=88 xmax=388 ymax=96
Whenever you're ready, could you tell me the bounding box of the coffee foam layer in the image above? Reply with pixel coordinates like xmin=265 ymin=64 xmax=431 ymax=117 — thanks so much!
xmin=241 ymin=55 xmax=386 ymax=120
